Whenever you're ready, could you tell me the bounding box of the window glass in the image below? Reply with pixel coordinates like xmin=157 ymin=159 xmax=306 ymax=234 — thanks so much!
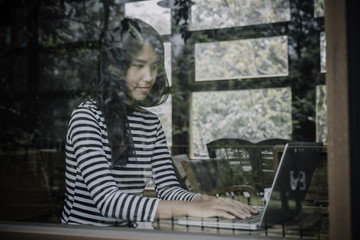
xmin=5 ymin=55 xmax=28 ymax=94
xmin=39 ymin=50 xmax=97 ymax=93
xmin=320 ymin=32 xmax=326 ymax=72
xmin=191 ymin=88 xmax=292 ymax=157
xmin=191 ymin=0 xmax=290 ymax=31
xmin=314 ymin=0 xmax=325 ymax=18
xmin=316 ymin=85 xmax=327 ymax=142
xmin=8 ymin=18 xmax=28 ymax=48
xmin=125 ymin=0 xmax=171 ymax=35
xmin=1 ymin=0 xmax=328 ymax=238
xmin=117 ymin=0 xmax=174 ymax=150
xmin=195 ymin=36 xmax=288 ymax=81
xmin=146 ymin=96 xmax=172 ymax=148
xmin=164 ymin=42 xmax=172 ymax=86
xmin=41 ymin=1 xmax=124 ymax=44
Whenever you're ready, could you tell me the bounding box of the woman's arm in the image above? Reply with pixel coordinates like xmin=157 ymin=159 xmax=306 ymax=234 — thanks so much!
xmin=150 ymin=119 xmax=198 ymax=201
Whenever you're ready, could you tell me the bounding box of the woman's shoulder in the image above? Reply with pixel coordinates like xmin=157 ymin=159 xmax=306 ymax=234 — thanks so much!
xmin=78 ymin=100 xmax=97 ymax=108
xmin=74 ymin=99 xmax=97 ymax=110
xmin=71 ymin=100 xmax=102 ymax=118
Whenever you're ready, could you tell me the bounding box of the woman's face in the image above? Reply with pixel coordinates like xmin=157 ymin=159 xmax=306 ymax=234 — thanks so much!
xmin=125 ymin=44 xmax=160 ymax=105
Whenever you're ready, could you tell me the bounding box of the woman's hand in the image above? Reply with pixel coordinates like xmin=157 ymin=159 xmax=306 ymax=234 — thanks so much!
xmin=188 ymin=195 xmax=258 ymax=219
xmin=156 ymin=195 xmax=258 ymax=220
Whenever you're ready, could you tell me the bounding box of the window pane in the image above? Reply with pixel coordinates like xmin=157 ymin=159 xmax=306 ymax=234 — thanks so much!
xmin=314 ymin=0 xmax=325 ymax=18
xmin=164 ymin=42 xmax=172 ymax=86
xmin=41 ymin=1 xmax=123 ymax=44
xmin=146 ymin=96 xmax=172 ymax=147
xmin=195 ymin=36 xmax=288 ymax=81
xmin=320 ymin=32 xmax=326 ymax=72
xmin=191 ymin=0 xmax=290 ymax=30
xmin=191 ymin=88 xmax=292 ymax=157
xmin=1 ymin=0 xmax=328 ymax=236
xmin=39 ymin=50 xmax=97 ymax=93
xmin=316 ymin=85 xmax=327 ymax=143
xmin=125 ymin=0 xmax=171 ymax=35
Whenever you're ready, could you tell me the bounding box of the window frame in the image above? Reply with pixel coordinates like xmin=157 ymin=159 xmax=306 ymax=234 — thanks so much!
xmin=2 ymin=0 xmax=355 ymax=239
xmin=170 ymin=1 xmax=325 ymax=157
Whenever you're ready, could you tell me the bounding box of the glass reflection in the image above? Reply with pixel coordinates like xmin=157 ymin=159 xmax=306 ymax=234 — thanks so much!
xmin=125 ymin=0 xmax=171 ymax=35
xmin=314 ymin=0 xmax=325 ymax=18
xmin=320 ymin=32 xmax=326 ymax=72
xmin=192 ymin=88 xmax=292 ymax=156
xmin=191 ymin=0 xmax=290 ymax=30
xmin=195 ymin=36 xmax=288 ymax=81
xmin=0 ymin=0 xmax=327 ymax=237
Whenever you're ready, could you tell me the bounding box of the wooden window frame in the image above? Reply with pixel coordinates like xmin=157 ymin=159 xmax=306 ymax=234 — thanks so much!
xmin=1 ymin=0 xmax=357 ymax=239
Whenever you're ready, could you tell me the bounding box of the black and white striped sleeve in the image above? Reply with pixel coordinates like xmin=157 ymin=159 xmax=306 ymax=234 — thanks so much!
xmin=151 ymin=120 xmax=198 ymax=202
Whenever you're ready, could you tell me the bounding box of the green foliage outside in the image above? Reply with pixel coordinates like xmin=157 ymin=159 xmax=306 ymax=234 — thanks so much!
xmin=190 ymin=0 xmax=291 ymax=30
xmin=195 ymin=36 xmax=288 ymax=81
xmin=192 ymin=88 xmax=292 ymax=156
xmin=0 ymin=0 xmax=327 ymax=154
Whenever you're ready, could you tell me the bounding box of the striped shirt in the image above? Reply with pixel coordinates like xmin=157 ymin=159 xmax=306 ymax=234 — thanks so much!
xmin=61 ymin=100 xmax=196 ymax=226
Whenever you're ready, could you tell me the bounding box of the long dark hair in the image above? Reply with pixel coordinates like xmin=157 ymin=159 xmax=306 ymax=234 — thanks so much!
xmin=96 ymin=17 xmax=170 ymax=166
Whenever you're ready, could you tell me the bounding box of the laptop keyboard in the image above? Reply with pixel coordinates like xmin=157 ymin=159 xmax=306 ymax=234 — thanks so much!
xmin=176 ymin=206 xmax=265 ymax=229
xmin=235 ymin=208 xmax=264 ymax=224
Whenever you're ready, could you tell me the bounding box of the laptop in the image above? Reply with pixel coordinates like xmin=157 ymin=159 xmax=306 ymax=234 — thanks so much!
xmin=177 ymin=142 xmax=323 ymax=230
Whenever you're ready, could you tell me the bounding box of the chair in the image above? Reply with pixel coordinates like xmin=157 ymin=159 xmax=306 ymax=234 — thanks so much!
xmin=181 ymin=158 xmax=260 ymax=205
xmin=206 ymin=138 xmax=255 ymax=187
xmin=252 ymin=138 xmax=290 ymax=190
xmin=206 ymin=138 xmax=290 ymax=192
xmin=171 ymin=154 xmax=192 ymax=191
xmin=207 ymin=138 xmax=254 ymax=159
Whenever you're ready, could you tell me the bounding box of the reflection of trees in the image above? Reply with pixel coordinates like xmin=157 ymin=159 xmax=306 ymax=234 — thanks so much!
xmin=0 ymin=0 xmax=325 ymax=155
xmin=179 ymin=0 xmax=325 ymax=155
xmin=195 ymin=36 xmax=288 ymax=80
xmin=287 ymin=0 xmax=324 ymax=141
xmin=192 ymin=89 xmax=292 ymax=155
xmin=191 ymin=0 xmax=290 ymax=30
xmin=0 ymin=0 xmax=117 ymax=148
xmin=125 ymin=0 xmax=171 ymax=35
xmin=316 ymin=85 xmax=327 ymax=143
xmin=314 ymin=0 xmax=325 ymax=18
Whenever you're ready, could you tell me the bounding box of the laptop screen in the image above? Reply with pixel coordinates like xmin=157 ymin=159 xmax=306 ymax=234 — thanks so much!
xmin=262 ymin=142 xmax=323 ymax=226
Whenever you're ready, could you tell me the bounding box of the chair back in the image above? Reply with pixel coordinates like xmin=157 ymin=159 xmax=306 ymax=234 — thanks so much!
xmin=172 ymin=154 xmax=192 ymax=190
xmin=252 ymin=138 xmax=290 ymax=190
xmin=182 ymin=158 xmax=243 ymax=194
xmin=207 ymin=138 xmax=253 ymax=159
xmin=206 ymin=138 xmax=290 ymax=192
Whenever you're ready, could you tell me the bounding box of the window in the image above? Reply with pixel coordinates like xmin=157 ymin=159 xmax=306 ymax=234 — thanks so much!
xmin=195 ymin=36 xmax=288 ymax=81
xmin=125 ymin=0 xmax=171 ymax=35
xmin=320 ymin=32 xmax=326 ymax=72
xmin=0 ymin=0 xmax=329 ymax=239
xmin=316 ymin=85 xmax=327 ymax=142
xmin=190 ymin=0 xmax=291 ymax=30
xmin=192 ymin=88 xmax=292 ymax=157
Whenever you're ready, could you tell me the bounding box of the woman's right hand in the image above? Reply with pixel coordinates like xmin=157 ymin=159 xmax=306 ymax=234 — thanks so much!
xmin=186 ymin=195 xmax=257 ymax=219
xmin=156 ymin=195 xmax=258 ymax=220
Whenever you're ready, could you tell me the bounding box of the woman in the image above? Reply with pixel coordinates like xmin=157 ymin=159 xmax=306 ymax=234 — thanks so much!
xmin=61 ymin=17 xmax=256 ymax=227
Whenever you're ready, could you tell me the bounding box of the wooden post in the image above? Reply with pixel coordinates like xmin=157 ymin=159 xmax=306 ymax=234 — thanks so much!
xmin=325 ymin=0 xmax=352 ymax=239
